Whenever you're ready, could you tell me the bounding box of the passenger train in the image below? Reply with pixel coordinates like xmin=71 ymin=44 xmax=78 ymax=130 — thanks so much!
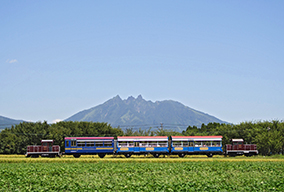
xmin=25 ymin=136 xmax=258 ymax=158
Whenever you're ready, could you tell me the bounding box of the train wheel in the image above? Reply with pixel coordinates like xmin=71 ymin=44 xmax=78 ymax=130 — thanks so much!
xmin=153 ymin=153 xmax=160 ymax=158
xmin=124 ymin=153 xmax=131 ymax=158
xmin=207 ymin=153 xmax=213 ymax=158
xmin=98 ymin=153 xmax=106 ymax=158
xmin=73 ymin=154 xmax=81 ymax=158
xmin=178 ymin=153 xmax=185 ymax=158
xmin=31 ymin=155 xmax=39 ymax=158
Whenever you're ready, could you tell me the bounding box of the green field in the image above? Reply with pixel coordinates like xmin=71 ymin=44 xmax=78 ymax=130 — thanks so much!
xmin=0 ymin=156 xmax=284 ymax=191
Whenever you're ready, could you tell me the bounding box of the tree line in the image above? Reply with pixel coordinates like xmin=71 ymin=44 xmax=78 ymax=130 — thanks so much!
xmin=0 ymin=120 xmax=283 ymax=155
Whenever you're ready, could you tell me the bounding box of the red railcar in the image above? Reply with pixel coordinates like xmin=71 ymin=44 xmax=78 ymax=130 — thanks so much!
xmin=25 ymin=140 xmax=61 ymax=158
xmin=226 ymin=139 xmax=258 ymax=157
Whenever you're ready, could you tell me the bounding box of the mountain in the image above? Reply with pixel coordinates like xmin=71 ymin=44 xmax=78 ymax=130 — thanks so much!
xmin=65 ymin=95 xmax=227 ymax=131
xmin=0 ymin=115 xmax=25 ymax=130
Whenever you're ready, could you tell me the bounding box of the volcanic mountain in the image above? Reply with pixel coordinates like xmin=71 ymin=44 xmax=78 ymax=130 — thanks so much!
xmin=65 ymin=95 xmax=226 ymax=131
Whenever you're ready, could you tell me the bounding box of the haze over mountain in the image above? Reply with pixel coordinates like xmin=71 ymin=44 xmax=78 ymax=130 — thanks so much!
xmin=65 ymin=95 xmax=226 ymax=131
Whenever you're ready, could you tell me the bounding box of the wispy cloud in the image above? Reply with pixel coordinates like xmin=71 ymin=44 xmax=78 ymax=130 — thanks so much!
xmin=6 ymin=59 xmax=18 ymax=64
xmin=52 ymin=119 xmax=62 ymax=124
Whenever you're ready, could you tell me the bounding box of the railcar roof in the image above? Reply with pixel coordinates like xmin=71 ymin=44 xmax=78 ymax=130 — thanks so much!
xmin=118 ymin=136 xmax=168 ymax=138
xmin=231 ymin=139 xmax=244 ymax=142
xmin=171 ymin=136 xmax=223 ymax=141
xmin=65 ymin=137 xmax=114 ymax=140
xmin=117 ymin=136 xmax=168 ymax=141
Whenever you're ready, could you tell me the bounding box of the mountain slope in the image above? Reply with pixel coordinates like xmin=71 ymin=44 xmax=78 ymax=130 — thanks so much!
xmin=0 ymin=115 xmax=24 ymax=130
xmin=65 ymin=95 xmax=226 ymax=130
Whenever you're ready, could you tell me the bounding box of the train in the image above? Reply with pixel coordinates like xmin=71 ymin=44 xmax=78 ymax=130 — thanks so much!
xmin=25 ymin=135 xmax=258 ymax=158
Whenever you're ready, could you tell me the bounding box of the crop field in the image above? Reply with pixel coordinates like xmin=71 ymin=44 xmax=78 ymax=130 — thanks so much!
xmin=1 ymin=154 xmax=284 ymax=163
xmin=0 ymin=155 xmax=284 ymax=191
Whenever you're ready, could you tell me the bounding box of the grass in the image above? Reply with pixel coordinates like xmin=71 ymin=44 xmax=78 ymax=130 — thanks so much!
xmin=0 ymin=160 xmax=284 ymax=191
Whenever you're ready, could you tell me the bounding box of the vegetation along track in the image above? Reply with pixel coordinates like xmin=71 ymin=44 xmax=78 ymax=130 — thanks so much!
xmin=1 ymin=155 xmax=284 ymax=163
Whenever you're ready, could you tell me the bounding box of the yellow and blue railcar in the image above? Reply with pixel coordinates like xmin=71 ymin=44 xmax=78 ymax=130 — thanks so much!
xmin=64 ymin=137 xmax=114 ymax=158
xmin=170 ymin=136 xmax=223 ymax=157
xmin=116 ymin=136 xmax=169 ymax=158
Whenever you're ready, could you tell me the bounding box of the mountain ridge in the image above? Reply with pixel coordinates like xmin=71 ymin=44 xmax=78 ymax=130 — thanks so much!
xmin=65 ymin=95 xmax=227 ymax=130
xmin=0 ymin=115 xmax=25 ymax=130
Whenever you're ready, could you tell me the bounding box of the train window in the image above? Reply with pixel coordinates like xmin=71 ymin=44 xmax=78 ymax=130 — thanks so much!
xmin=95 ymin=142 xmax=104 ymax=147
xmin=203 ymin=141 xmax=211 ymax=146
xmin=140 ymin=141 xmax=147 ymax=147
xmin=42 ymin=142 xmax=48 ymax=146
xmin=86 ymin=142 xmax=94 ymax=147
xmin=118 ymin=141 xmax=127 ymax=147
xmin=71 ymin=140 xmax=76 ymax=147
xmin=212 ymin=141 xmax=220 ymax=147
xmin=128 ymin=141 xmax=134 ymax=147
xmin=194 ymin=141 xmax=202 ymax=147
xmin=77 ymin=141 xmax=85 ymax=147
xmin=149 ymin=141 xmax=157 ymax=147
xmin=189 ymin=142 xmax=194 ymax=147
xmin=66 ymin=141 xmax=70 ymax=147
xmin=104 ymin=141 xmax=112 ymax=147
xmin=157 ymin=141 xmax=167 ymax=147
xmin=173 ymin=141 xmax=182 ymax=147
xmin=182 ymin=141 xmax=189 ymax=147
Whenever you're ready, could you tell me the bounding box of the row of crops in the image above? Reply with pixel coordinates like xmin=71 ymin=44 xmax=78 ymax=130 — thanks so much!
xmin=1 ymin=154 xmax=284 ymax=163
xmin=0 ymin=155 xmax=284 ymax=191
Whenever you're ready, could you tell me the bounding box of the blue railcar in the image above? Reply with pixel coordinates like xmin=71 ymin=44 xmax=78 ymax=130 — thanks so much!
xmin=116 ymin=136 xmax=169 ymax=158
xmin=171 ymin=136 xmax=223 ymax=157
xmin=64 ymin=137 xmax=114 ymax=158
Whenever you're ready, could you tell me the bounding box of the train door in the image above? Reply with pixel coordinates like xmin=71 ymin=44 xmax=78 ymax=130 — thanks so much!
xmin=188 ymin=141 xmax=194 ymax=152
xmin=42 ymin=142 xmax=48 ymax=152
xmin=65 ymin=140 xmax=71 ymax=149
xmin=134 ymin=141 xmax=140 ymax=152
xmin=49 ymin=142 xmax=52 ymax=151
xmin=71 ymin=139 xmax=77 ymax=150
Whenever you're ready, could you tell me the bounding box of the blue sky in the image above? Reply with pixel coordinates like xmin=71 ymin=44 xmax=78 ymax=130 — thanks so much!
xmin=1 ymin=1 xmax=283 ymax=124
